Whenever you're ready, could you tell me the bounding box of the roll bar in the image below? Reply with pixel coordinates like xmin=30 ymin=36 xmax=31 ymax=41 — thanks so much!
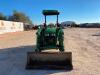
xmin=42 ymin=10 xmax=60 ymax=27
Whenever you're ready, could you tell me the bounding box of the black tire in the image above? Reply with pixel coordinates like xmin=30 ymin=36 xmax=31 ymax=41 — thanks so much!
xmin=35 ymin=49 xmax=41 ymax=52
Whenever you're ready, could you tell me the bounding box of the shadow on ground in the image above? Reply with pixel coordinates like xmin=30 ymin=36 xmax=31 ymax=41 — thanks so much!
xmin=0 ymin=45 xmax=72 ymax=75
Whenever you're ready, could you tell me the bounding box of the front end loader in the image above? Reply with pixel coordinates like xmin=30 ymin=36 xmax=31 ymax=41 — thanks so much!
xmin=26 ymin=10 xmax=73 ymax=70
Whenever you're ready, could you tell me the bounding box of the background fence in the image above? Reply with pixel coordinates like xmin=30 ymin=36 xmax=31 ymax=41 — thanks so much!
xmin=0 ymin=20 xmax=24 ymax=34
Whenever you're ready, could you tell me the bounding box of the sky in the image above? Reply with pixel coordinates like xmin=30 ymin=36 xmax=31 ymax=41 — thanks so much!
xmin=0 ymin=0 xmax=100 ymax=24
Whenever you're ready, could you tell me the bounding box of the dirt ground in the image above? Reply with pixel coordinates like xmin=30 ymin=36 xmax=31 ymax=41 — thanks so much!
xmin=0 ymin=28 xmax=100 ymax=75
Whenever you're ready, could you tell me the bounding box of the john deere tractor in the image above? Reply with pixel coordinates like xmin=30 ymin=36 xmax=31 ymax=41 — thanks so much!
xmin=26 ymin=10 xmax=73 ymax=70
xmin=35 ymin=10 xmax=64 ymax=52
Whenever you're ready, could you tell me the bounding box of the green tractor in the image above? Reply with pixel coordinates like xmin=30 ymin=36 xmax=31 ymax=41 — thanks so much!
xmin=36 ymin=10 xmax=64 ymax=52
xmin=26 ymin=10 xmax=73 ymax=70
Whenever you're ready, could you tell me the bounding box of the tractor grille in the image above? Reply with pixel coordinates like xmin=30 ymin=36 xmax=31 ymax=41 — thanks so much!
xmin=45 ymin=33 xmax=55 ymax=36
xmin=45 ymin=33 xmax=56 ymax=45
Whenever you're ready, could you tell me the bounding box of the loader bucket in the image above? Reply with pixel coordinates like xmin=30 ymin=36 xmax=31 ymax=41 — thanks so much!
xmin=26 ymin=52 xmax=73 ymax=70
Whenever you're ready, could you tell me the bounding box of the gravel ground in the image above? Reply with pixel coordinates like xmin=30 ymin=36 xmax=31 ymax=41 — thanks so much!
xmin=0 ymin=28 xmax=100 ymax=75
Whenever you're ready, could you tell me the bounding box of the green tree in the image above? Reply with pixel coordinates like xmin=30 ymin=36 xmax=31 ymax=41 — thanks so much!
xmin=8 ymin=10 xmax=32 ymax=24
xmin=0 ymin=13 xmax=6 ymax=20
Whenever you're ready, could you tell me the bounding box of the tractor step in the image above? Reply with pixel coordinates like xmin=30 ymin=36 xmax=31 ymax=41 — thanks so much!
xmin=26 ymin=52 xmax=73 ymax=70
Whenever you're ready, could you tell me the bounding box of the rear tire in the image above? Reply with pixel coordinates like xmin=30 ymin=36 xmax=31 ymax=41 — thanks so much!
xmin=35 ymin=49 xmax=41 ymax=52
xmin=59 ymin=47 xmax=64 ymax=52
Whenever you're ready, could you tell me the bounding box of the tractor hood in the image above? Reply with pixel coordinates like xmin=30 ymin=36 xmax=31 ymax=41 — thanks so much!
xmin=45 ymin=27 xmax=56 ymax=34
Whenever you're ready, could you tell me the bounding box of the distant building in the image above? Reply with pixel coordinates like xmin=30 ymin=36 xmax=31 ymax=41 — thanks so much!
xmin=79 ymin=23 xmax=100 ymax=28
xmin=24 ymin=23 xmax=34 ymax=30
xmin=61 ymin=21 xmax=76 ymax=27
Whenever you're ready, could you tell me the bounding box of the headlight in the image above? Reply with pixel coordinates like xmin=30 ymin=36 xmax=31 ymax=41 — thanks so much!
xmin=51 ymin=33 xmax=55 ymax=36
xmin=45 ymin=34 xmax=49 ymax=36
